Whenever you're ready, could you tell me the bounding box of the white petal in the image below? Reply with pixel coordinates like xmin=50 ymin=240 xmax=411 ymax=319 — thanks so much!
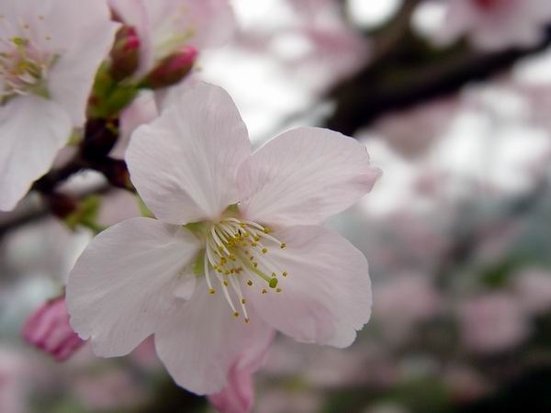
xmin=47 ymin=0 xmax=119 ymax=125
xmin=66 ymin=217 xmax=200 ymax=357
xmin=238 ymin=127 xmax=381 ymax=226
xmin=246 ymin=225 xmax=372 ymax=348
xmin=127 ymin=82 xmax=251 ymax=225
xmin=154 ymin=280 xmax=273 ymax=395
xmin=173 ymin=272 xmax=196 ymax=300
xmin=0 ymin=96 xmax=71 ymax=211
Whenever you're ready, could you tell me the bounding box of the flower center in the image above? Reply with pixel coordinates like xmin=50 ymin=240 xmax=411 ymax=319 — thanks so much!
xmin=193 ymin=217 xmax=288 ymax=323
xmin=0 ymin=32 xmax=53 ymax=102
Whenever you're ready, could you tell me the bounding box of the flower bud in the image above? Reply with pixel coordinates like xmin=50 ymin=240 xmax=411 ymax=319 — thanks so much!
xmin=22 ymin=296 xmax=85 ymax=362
xmin=110 ymin=26 xmax=140 ymax=81
xmin=143 ymin=46 xmax=198 ymax=89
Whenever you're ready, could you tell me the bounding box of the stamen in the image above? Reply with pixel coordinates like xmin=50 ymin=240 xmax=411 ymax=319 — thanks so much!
xmin=201 ymin=217 xmax=289 ymax=318
xmin=203 ymin=250 xmax=215 ymax=294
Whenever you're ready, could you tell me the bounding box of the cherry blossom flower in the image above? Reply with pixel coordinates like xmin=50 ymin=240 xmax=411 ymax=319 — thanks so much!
xmin=0 ymin=0 xmax=119 ymax=211
xmin=439 ymin=0 xmax=551 ymax=51
xmin=109 ymin=0 xmax=236 ymax=78
xmin=67 ymin=82 xmax=380 ymax=396
xmin=513 ymin=267 xmax=551 ymax=315
xmin=458 ymin=293 xmax=530 ymax=354
xmin=22 ymin=296 xmax=85 ymax=362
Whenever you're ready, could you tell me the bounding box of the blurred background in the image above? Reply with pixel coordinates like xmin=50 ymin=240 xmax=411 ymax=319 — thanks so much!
xmin=1 ymin=0 xmax=551 ymax=412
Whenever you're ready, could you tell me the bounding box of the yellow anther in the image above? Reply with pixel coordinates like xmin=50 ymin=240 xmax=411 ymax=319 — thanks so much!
xmin=241 ymin=298 xmax=246 ymax=304
xmin=282 ymin=272 xmax=288 ymax=277
xmin=223 ymin=280 xmax=229 ymax=287
xmin=209 ymin=288 xmax=216 ymax=295
xmin=261 ymin=248 xmax=268 ymax=254
xmin=280 ymin=242 xmax=287 ymax=249
xmin=261 ymin=289 xmax=268 ymax=294
xmin=233 ymin=312 xmax=239 ymax=318
xmin=247 ymin=280 xmax=253 ymax=286
xmin=276 ymin=288 xmax=282 ymax=293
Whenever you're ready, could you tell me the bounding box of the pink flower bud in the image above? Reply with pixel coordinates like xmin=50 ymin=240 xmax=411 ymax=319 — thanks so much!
xmin=22 ymin=296 xmax=85 ymax=362
xmin=143 ymin=46 xmax=198 ymax=89
xmin=110 ymin=26 xmax=141 ymax=81
xmin=208 ymin=365 xmax=255 ymax=413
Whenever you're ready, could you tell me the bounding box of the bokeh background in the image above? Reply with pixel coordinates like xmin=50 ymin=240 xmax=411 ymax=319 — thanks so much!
xmin=1 ymin=1 xmax=551 ymax=412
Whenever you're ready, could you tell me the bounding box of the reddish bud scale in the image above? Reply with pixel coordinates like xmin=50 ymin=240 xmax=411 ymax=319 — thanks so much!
xmin=22 ymin=296 xmax=85 ymax=362
xmin=46 ymin=192 xmax=78 ymax=219
xmin=95 ymin=158 xmax=134 ymax=190
xmin=144 ymin=46 xmax=198 ymax=89
xmin=110 ymin=26 xmax=140 ymax=81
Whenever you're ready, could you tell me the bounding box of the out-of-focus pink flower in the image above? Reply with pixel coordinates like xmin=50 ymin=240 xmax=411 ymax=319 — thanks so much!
xmin=74 ymin=369 xmax=147 ymax=411
xmin=513 ymin=268 xmax=551 ymax=315
xmin=109 ymin=0 xmax=236 ymax=77
xmin=458 ymin=293 xmax=530 ymax=354
xmin=0 ymin=0 xmax=119 ymax=211
xmin=208 ymin=330 xmax=274 ymax=413
xmin=235 ymin=0 xmax=368 ymax=93
xmin=374 ymin=273 xmax=442 ymax=342
xmin=0 ymin=349 xmax=27 ymax=413
xmin=22 ymin=296 xmax=85 ymax=362
xmin=372 ymin=99 xmax=458 ymax=158
xmin=438 ymin=0 xmax=551 ymax=50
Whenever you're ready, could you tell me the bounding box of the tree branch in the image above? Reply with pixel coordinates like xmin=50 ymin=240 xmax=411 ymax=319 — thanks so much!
xmin=326 ymin=27 xmax=551 ymax=135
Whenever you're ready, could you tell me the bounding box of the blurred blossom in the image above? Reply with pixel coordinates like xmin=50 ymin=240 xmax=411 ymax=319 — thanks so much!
xmin=374 ymin=273 xmax=442 ymax=342
xmin=4 ymin=219 xmax=90 ymax=285
xmin=97 ymin=190 xmax=143 ymax=227
xmin=371 ymin=99 xmax=458 ymax=158
xmin=74 ymin=369 xmax=147 ymax=410
xmin=513 ymin=267 xmax=551 ymax=315
xmin=458 ymin=293 xmax=530 ymax=354
xmin=111 ymin=90 xmax=158 ymax=160
xmin=22 ymin=296 xmax=85 ymax=362
xmin=0 ymin=349 xmax=27 ymax=413
xmin=437 ymin=0 xmax=551 ymax=50
xmin=0 ymin=0 xmax=118 ymax=211
xmin=109 ymin=0 xmax=236 ymax=77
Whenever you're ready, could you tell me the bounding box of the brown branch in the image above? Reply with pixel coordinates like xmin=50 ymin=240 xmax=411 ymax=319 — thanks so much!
xmin=326 ymin=27 xmax=551 ymax=135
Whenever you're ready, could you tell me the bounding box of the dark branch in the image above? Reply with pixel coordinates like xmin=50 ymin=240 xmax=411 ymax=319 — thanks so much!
xmin=326 ymin=27 xmax=551 ymax=136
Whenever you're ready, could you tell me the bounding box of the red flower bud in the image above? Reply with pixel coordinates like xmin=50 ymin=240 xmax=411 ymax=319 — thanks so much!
xmin=110 ymin=26 xmax=141 ymax=81
xmin=143 ymin=46 xmax=198 ymax=89
xmin=22 ymin=296 xmax=85 ymax=362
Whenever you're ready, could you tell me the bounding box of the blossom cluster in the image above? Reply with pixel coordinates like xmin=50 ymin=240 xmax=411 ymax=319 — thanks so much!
xmin=2 ymin=1 xmax=380 ymax=412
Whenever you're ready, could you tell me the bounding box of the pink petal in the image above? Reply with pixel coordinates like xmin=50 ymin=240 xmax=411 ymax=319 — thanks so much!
xmin=22 ymin=296 xmax=85 ymax=362
xmin=66 ymin=217 xmax=200 ymax=357
xmin=154 ymin=281 xmax=273 ymax=395
xmin=0 ymin=96 xmax=71 ymax=211
xmin=238 ymin=127 xmax=380 ymax=226
xmin=246 ymin=225 xmax=372 ymax=348
xmin=208 ymin=322 xmax=274 ymax=413
xmin=45 ymin=0 xmax=120 ymax=126
xmin=127 ymin=82 xmax=251 ymax=225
